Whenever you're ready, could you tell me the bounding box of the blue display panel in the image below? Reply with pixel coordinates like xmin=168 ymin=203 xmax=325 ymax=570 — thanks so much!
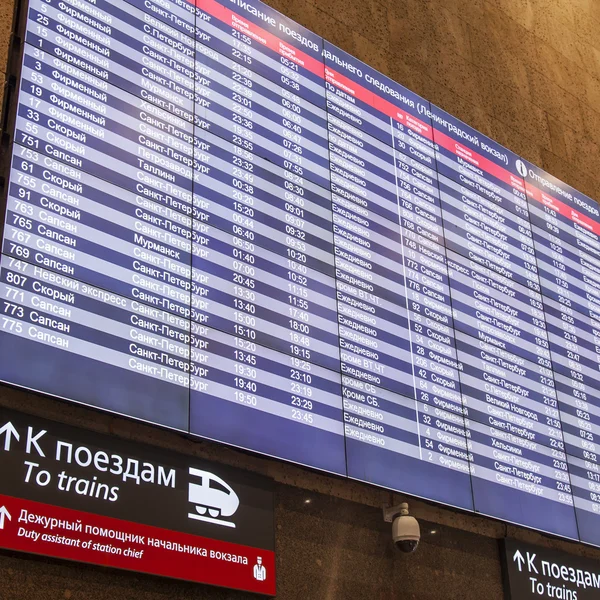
xmin=1 ymin=0 xmax=599 ymax=546
xmin=428 ymin=107 xmax=579 ymax=540
xmin=321 ymin=43 xmax=473 ymax=510
xmin=522 ymin=161 xmax=600 ymax=546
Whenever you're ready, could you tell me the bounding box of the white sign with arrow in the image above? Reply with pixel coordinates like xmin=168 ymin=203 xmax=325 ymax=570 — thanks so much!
xmin=0 ymin=506 xmax=11 ymax=530
xmin=0 ymin=422 xmax=19 ymax=451
xmin=502 ymin=539 xmax=599 ymax=600
xmin=514 ymin=549 xmax=525 ymax=572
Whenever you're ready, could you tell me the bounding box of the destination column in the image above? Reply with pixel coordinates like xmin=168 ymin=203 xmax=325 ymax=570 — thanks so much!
xmin=430 ymin=107 xmax=578 ymax=540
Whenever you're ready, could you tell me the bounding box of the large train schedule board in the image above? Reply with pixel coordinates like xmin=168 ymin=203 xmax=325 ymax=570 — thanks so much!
xmin=2 ymin=0 xmax=600 ymax=547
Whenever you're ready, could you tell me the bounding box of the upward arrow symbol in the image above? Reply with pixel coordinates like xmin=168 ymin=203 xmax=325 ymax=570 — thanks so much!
xmin=0 ymin=422 xmax=19 ymax=451
xmin=0 ymin=506 xmax=11 ymax=530
xmin=513 ymin=549 xmax=525 ymax=572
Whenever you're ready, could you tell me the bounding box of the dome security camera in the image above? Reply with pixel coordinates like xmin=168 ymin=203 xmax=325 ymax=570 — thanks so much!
xmin=391 ymin=503 xmax=420 ymax=553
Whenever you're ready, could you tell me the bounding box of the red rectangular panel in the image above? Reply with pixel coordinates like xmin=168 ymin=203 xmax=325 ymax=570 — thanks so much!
xmin=0 ymin=494 xmax=276 ymax=596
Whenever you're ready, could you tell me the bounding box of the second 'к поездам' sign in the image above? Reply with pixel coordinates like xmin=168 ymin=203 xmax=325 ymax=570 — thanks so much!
xmin=1 ymin=0 xmax=600 ymax=548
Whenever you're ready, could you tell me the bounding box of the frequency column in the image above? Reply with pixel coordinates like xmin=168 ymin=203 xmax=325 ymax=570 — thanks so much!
xmin=323 ymin=43 xmax=473 ymax=510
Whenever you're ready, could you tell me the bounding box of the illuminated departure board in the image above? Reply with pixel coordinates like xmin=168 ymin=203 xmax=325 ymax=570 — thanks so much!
xmin=2 ymin=0 xmax=600 ymax=547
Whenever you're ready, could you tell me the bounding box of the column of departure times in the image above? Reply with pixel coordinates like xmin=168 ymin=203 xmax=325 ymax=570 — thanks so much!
xmin=185 ymin=0 xmax=347 ymax=474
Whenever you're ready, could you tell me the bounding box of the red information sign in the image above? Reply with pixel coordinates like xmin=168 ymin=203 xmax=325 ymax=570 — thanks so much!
xmin=0 ymin=494 xmax=275 ymax=594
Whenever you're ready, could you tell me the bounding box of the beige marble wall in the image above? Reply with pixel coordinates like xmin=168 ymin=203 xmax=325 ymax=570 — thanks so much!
xmin=0 ymin=0 xmax=14 ymax=125
xmin=1 ymin=0 xmax=600 ymax=598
